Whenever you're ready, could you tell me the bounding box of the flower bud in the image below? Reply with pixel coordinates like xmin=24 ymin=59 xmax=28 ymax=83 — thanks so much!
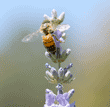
xmin=50 ymin=67 xmax=58 ymax=80
xmin=68 ymin=89 xmax=75 ymax=99
xmin=43 ymin=14 xmax=50 ymax=20
xmin=46 ymin=70 xmax=54 ymax=79
xmin=51 ymin=9 xmax=57 ymax=19
xmin=45 ymin=63 xmax=51 ymax=69
xmin=58 ymin=67 xmax=64 ymax=80
xmin=64 ymin=70 xmax=71 ymax=81
xmin=58 ymin=12 xmax=65 ymax=22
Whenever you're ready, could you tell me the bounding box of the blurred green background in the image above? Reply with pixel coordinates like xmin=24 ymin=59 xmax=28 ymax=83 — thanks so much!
xmin=0 ymin=0 xmax=110 ymax=107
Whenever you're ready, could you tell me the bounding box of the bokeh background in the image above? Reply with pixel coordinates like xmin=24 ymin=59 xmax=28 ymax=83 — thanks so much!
xmin=0 ymin=0 xmax=110 ymax=107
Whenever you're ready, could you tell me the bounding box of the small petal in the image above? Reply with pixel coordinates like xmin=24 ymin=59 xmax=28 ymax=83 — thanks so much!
xmin=63 ymin=92 xmax=69 ymax=100
xmin=46 ymin=89 xmax=51 ymax=93
xmin=56 ymin=94 xmax=69 ymax=106
xmin=70 ymin=101 xmax=76 ymax=107
xmin=45 ymin=93 xmax=56 ymax=106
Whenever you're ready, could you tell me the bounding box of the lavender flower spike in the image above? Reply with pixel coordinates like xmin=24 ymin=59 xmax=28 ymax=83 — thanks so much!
xmin=44 ymin=88 xmax=76 ymax=107
xmin=43 ymin=9 xmax=76 ymax=107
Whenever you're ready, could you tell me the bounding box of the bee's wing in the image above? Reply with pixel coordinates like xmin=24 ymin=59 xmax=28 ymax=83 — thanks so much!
xmin=56 ymin=24 xmax=70 ymax=32
xmin=22 ymin=29 xmax=40 ymax=43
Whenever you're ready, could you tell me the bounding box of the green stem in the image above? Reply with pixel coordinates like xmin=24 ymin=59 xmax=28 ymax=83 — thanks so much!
xmin=58 ymin=62 xmax=61 ymax=69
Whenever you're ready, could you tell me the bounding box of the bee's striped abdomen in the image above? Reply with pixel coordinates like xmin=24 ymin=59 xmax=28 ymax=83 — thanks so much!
xmin=42 ymin=34 xmax=56 ymax=54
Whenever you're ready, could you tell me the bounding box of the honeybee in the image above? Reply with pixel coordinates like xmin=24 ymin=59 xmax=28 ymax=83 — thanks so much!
xmin=40 ymin=23 xmax=66 ymax=57
xmin=22 ymin=22 xmax=70 ymax=56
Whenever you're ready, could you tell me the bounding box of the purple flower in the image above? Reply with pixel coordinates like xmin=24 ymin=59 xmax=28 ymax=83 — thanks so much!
xmin=56 ymin=93 xmax=69 ymax=106
xmin=44 ymin=90 xmax=72 ymax=107
xmin=44 ymin=89 xmax=76 ymax=107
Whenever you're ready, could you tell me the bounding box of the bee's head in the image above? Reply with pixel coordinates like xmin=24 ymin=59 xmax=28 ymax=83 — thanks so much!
xmin=40 ymin=23 xmax=54 ymax=35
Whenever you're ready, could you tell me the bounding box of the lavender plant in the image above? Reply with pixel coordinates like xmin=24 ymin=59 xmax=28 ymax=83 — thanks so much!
xmin=43 ymin=9 xmax=76 ymax=107
xmin=22 ymin=9 xmax=76 ymax=107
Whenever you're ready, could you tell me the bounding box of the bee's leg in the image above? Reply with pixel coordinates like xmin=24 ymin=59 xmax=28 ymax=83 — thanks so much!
xmin=45 ymin=51 xmax=57 ymax=63
xmin=60 ymin=48 xmax=71 ymax=62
